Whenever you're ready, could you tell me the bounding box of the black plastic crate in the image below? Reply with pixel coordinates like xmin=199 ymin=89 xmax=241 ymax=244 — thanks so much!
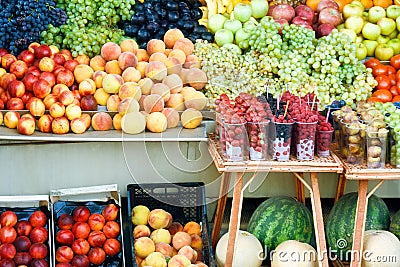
xmin=127 ymin=183 xmax=216 ymax=267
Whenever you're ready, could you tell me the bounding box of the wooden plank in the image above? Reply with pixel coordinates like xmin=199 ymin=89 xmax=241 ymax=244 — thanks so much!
xmin=310 ymin=173 xmax=329 ymax=267
xmin=225 ymin=172 xmax=244 ymax=267
xmin=335 ymin=173 xmax=346 ymax=203
xmin=295 ymin=172 xmax=305 ymax=204
xmin=350 ymin=180 xmax=369 ymax=267
xmin=211 ymin=172 xmax=231 ymax=250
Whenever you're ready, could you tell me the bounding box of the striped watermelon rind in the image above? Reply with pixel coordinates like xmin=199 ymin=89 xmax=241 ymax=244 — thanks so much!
xmin=247 ymin=196 xmax=314 ymax=252
xmin=326 ymin=192 xmax=390 ymax=261
xmin=390 ymin=209 xmax=400 ymax=240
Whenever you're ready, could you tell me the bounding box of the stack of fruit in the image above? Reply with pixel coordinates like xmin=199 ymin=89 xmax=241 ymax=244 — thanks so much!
xmin=131 ymin=205 xmax=208 ymax=267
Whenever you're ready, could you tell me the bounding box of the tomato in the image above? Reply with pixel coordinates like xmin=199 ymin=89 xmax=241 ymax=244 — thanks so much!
xmin=375 ymin=75 xmax=391 ymax=90
xmin=367 ymin=97 xmax=382 ymax=103
xmin=365 ymin=58 xmax=381 ymax=69
xmin=387 ymin=65 xmax=396 ymax=75
xmin=390 ymin=85 xmax=399 ymax=96
xmin=392 ymin=95 xmax=400 ymax=102
xmin=372 ymin=89 xmax=393 ymax=102
xmin=372 ymin=64 xmax=388 ymax=77
xmin=389 ymin=74 xmax=397 ymax=85
xmin=390 ymin=54 xmax=400 ymax=69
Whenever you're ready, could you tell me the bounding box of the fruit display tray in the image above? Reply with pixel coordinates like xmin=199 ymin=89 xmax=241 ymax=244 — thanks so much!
xmin=126 ymin=183 xmax=216 ymax=267
xmin=0 ymin=195 xmax=53 ymax=267
xmin=50 ymin=184 xmax=125 ymax=267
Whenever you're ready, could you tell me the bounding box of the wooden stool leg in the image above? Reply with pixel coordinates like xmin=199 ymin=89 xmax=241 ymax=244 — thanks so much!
xmin=212 ymin=172 xmax=231 ymax=250
xmin=350 ymin=180 xmax=369 ymax=267
xmin=310 ymin=173 xmax=329 ymax=267
xmin=295 ymin=172 xmax=305 ymax=204
xmin=225 ymin=172 xmax=244 ymax=267
xmin=334 ymin=173 xmax=346 ymax=203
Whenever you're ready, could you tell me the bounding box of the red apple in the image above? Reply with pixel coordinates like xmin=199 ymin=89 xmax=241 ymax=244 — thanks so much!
xmin=0 ymin=259 xmax=15 ymax=267
xmin=71 ymin=255 xmax=89 ymax=267
xmin=71 ymin=222 xmax=90 ymax=239
xmin=72 ymin=206 xmax=91 ymax=223
xmin=18 ymin=50 xmax=35 ymax=66
xmin=56 ymin=246 xmax=74 ymax=262
xmin=31 ymin=259 xmax=48 ymax=267
xmin=39 ymin=72 xmax=56 ymax=88
xmin=102 ymin=203 xmax=119 ymax=221
xmin=71 ymin=239 xmax=90 ymax=255
xmin=2 ymin=54 xmax=17 ymax=70
xmin=6 ymin=97 xmax=24 ymax=110
xmin=0 ymin=211 xmax=18 ymax=227
xmin=87 ymin=231 xmax=106 ymax=248
xmin=103 ymin=221 xmax=120 ymax=239
xmin=317 ymin=0 xmax=339 ymax=12
xmin=8 ymin=80 xmax=25 ymax=98
xmin=57 ymin=214 xmax=74 ymax=230
xmin=80 ymin=95 xmax=97 ymax=111
xmin=14 ymin=252 xmax=32 ymax=266
xmin=29 ymin=227 xmax=48 ymax=243
xmin=103 ymin=238 xmax=121 ymax=257
xmin=271 ymin=4 xmax=296 ymax=23
xmin=29 ymin=211 xmax=47 ymax=228
xmin=64 ymin=60 xmax=79 ymax=72
xmin=0 ymin=243 xmax=16 ymax=259
xmin=33 ymin=79 xmax=51 ymax=99
xmin=9 ymin=60 xmax=28 ymax=79
xmin=292 ymin=16 xmax=312 ymax=26
xmin=13 ymin=236 xmax=32 ymax=252
xmin=33 ymin=45 xmax=52 ymax=59
xmin=294 ymin=5 xmax=315 ymax=24
xmin=87 ymin=248 xmax=106 ymax=265
xmin=29 ymin=243 xmax=48 ymax=259
xmin=87 ymin=214 xmax=105 ymax=231
xmin=317 ymin=23 xmax=335 ymax=37
xmin=15 ymin=220 xmax=33 ymax=236
xmin=318 ymin=7 xmax=342 ymax=26
xmin=53 ymin=53 xmax=66 ymax=66
xmin=55 ymin=230 xmax=74 ymax=246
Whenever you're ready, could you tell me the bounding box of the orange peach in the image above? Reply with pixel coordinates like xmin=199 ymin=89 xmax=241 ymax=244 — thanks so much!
xmin=136 ymin=49 xmax=149 ymax=62
xmin=133 ymin=225 xmax=151 ymax=239
xmin=38 ymin=114 xmax=53 ymax=133
xmin=190 ymin=234 xmax=202 ymax=251
xmin=183 ymin=222 xmax=201 ymax=237
xmin=74 ymin=64 xmax=94 ymax=84
xmin=185 ymin=68 xmax=207 ymax=90
xmin=136 ymin=61 xmax=148 ymax=79
xmin=173 ymin=38 xmax=194 ymax=56
xmin=52 ymin=84 xmax=69 ymax=96
xmin=101 ymin=42 xmax=121 ymax=61
xmin=81 ymin=113 xmax=91 ymax=130
xmin=184 ymin=55 xmax=201 ymax=69
xmin=145 ymin=61 xmax=167 ymax=82
xmin=138 ymin=77 xmax=154 ymax=95
xmin=165 ymin=94 xmax=185 ymax=111
xmin=147 ymin=39 xmax=166 ymax=55
xmin=146 ymin=112 xmax=167 ymax=133
xmin=94 ymin=88 xmax=111 ymax=106
xmin=49 ymin=102 xmax=66 ymax=118
xmin=164 ymin=48 xmax=172 ymax=57
xmin=194 ymin=261 xmax=207 ymax=267
xmin=118 ymin=97 xmax=139 ymax=115
xmin=161 ymin=108 xmax=179 ymax=128
xmin=155 ymin=242 xmax=173 ymax=258
xmin=29 ymin=98 xmax=45 ymax=117
xmin=168 ymin=222 xmax=184 ymax=236
xmin=144 ymin=252 xmax=167 ymax=267
xmin=59 ymin=89 xmax=75 ymax=106
xmin=75 ymin=54 xmax=90 ymax=65
xmin=102 ymin=74 xmax=124 ymax=94
xmin=164 ymin=57 xmax=182 ymax=75
xmin=106 ymin=94 xmax=121 ymax=112
xmin=172 ymin=232 xmax=192 ymax=251
xmin=105 ymin=60 xmax=122 ymax=75
xmin=134 ymin=237 xmax=155 ymax=259
xmin=168 ymin=49 xmax=186 ymax=64
xmin=121 ymin=111 xmax=146 ymax=134
xmin=122 ymin=67 xmax=141 ymax=83
xmin=91 ymin=112 xmax=113 ymax=131
xmin=164 ymin=29 xmax=185 ymax=49
xmin=151 ymin=83 xmax=170 ymax=102
xmin=179 ymin=69 xmax=189 ymax=85
xmin=168 ymin=255 xmax=191 ymax=267
xmin=143 ymin=94 xmax=164 ymax=113
xmin=89 ymin=55 xmax=106 ymax=71
xmin=139 ymin=95 xmax=146 ymax=111
xmin=112 ymin=113 xmax=123 ymax=130
xmin=163 ymin=74 xmax=183 ymax=94
xmin=119 ymin=82 xmax=141 ymax=100
xmin=180 ymin=87 xmax=196 ymax=100
xmin=149 ymin=52 xmax=168 ymax=63
xmin=177 ymin=246 xmax=197 ymax=263
xmin=184 ymin=91 xmax=207 ymax=111
xmin=78 ymin=78 xmax=96 ymax=96
xmin=52 ymin=116 xmax=70 ymax=134
xmin=70 ymin=117 xmax=87 ymax=134
xmin=17 ymin=115 xmax=36 ymax=135
xmin=65 ymin=103 xmax=82 ymax=121
xmin=120 ymin=39 xmax=139 ymax=54
xmin=92 ymin=70 xmax=107 ymax=88
xmin=150 ymin=229 xmax=172 ymax=244
xmin=181 ymin=109 xmax=202 ymax=129
xmin=118 ymin=51 xmax=138 ymax=70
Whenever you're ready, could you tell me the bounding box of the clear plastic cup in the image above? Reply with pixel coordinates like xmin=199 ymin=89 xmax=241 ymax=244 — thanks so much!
xmin=272 ymin=121 xmax=293 ymax=161
xmin=295 ymin=121 xmax=317 ymax=160
xmin=222 ymin=121 xmax=248 ymax=161
xmin=247 ymin=120 xmax=270 ymax=160
xmin=317 ymin=129 xmax=334 ymax=157
xmin=366 ymin=128 xmax=388 ymax=169
xmin=345 ymin=123 xmax=366 ymax=165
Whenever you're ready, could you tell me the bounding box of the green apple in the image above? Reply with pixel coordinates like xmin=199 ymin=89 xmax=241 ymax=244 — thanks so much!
xmin=355 ymin=43 xmax=368 ymax=60
xmin=345 ymin=16 xmax=364 ymax=34
xmin=363 ymin=39 xmax=379 ymax=56
xmin=207 ymin=14 xmax=228 ymax=34
xmin=235 ymin=28 xmax=251 ymax=44
xmin=396 ymin=16 xmax=400 ymax=32
xmin=340 ymin=28 xmax=357 ymax=42
xmin=375 ymin=43 xmax=394 ymax=60
xmin=387 ymin=38 xmax=400 ymax=54
xmin=336 ymin=23 xmax=345 ymax=30
xmin=223 ymin=19 xmax=242 ymax=34
xmin=362 ymin=11 xmax=369 ymax=21
xmin=362 ymin=22 xmax=381 ymax=40
xmin=389 ymin=29 xmax=399 ymax=39
xmin=368 ymin=6 xmax=386 ymax=24
xmin=377 ymin=17 xmax=396 ymax=35
xmin=377 ymin=35 xmax=390 ymax=44
xmin=250 ymin=0 xmax=269 ymax=19
xmin=214 ymin=29 xmax=234 ymax=47
xmin=243 ymin=17 xmax=258 ymax=30
xmin=343 ymin=4 xmax=364 ymax=19
xmin=386 ymin=5 xmax=400 ymax=20
xmin=355 ymin=35 xmax=364 ymax=43
xmin=351 ymin=0 xmax=365 ymax=12
xmin=233 ymin=3 xmax=253 ymax=23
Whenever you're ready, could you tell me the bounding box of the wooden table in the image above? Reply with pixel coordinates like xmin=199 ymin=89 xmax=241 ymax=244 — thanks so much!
xmin=208 ymin=134 xmax=343 ymax=267
xmin=334 ymin=159 xmax=400 ymax=267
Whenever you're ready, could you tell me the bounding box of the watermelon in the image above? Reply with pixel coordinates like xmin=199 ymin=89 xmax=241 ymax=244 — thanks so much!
xmin=390 ymin=209 xmax=400 ymax=240
xmin=247 ymin=196 xmax=314 ymax=252
xmin=326 ymin=192 xmax=390 ymax=261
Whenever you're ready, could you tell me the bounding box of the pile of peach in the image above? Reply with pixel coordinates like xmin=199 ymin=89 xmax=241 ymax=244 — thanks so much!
xmin=0 ymin=28 xmax=208 ymax=135
xmin=55 ymin=203 xmax=122 ymax=267
xmin=0 ymin=209 xmax=50 ymax=267
xmin=131 ymin=205 xmax=208 ymax=267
